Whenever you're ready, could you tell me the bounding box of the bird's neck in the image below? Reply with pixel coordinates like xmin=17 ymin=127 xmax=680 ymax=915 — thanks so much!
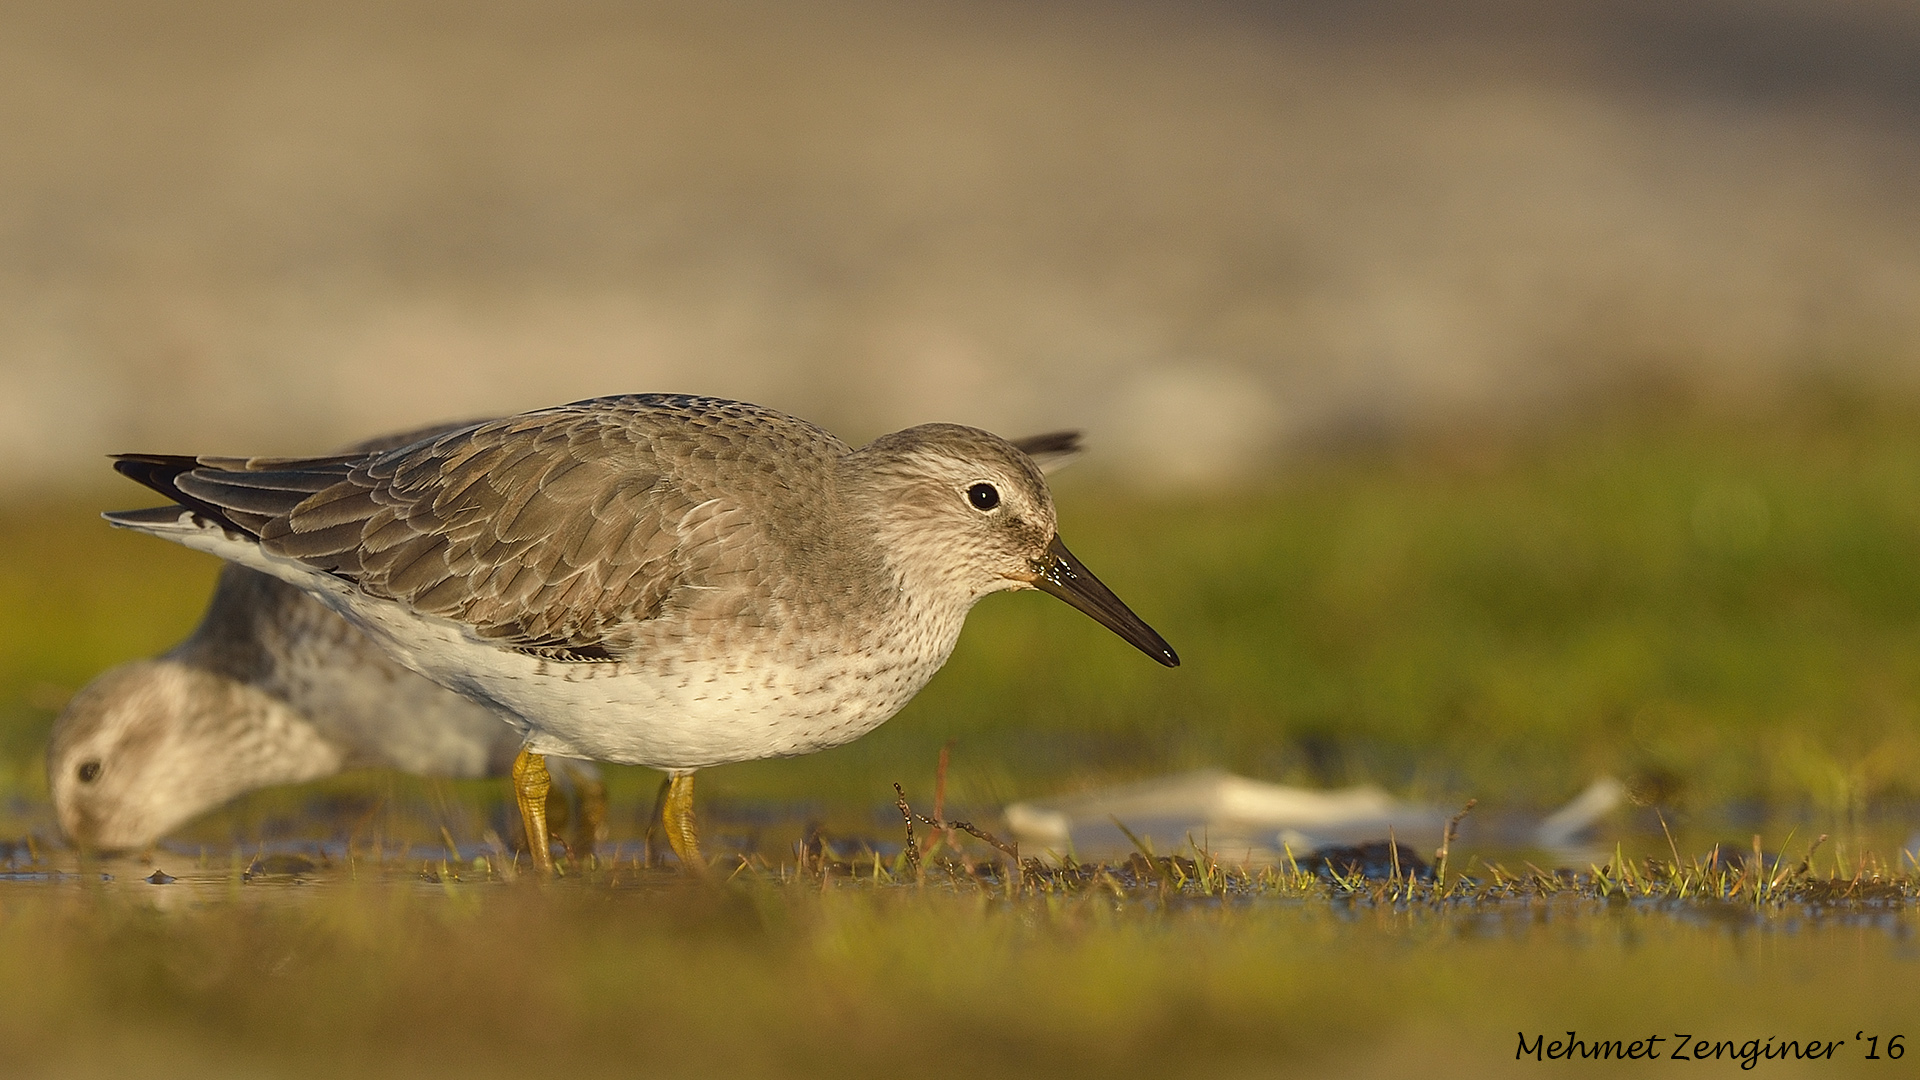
xmin=168 ymin=667 xmax=350 ymax=800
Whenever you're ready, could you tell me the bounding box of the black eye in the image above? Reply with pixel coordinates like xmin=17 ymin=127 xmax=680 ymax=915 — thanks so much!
xmin=77 ymin=761 xmax=101 ymax=783
xmin=967 ymin=483 xmax=1000 ymax=511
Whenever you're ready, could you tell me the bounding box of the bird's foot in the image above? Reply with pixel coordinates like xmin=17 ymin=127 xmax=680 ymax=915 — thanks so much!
xmin=512 ymin=747 xmax=556 ymax=878
xmin=663 ymin=770 xmax=706 ymax=876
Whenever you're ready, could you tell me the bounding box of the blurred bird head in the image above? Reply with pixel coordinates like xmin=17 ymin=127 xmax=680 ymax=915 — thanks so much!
xmin=47 ymin=660 xmax=343 ymax=852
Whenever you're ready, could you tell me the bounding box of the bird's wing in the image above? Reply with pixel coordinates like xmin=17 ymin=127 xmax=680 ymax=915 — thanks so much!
xmin=132 ymin=399 xmax=807 ymax=659
xmin=184 ymin=418 xmax=506 ymax=663
xmin=339 ymin=418 xmax=496 ymax=456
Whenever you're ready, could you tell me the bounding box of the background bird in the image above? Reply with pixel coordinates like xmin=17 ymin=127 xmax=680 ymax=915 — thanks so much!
xmin=49 ymin=422 xmax=606 ymax=856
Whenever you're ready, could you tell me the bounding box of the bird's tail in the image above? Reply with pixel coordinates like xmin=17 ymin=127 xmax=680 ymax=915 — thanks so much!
xmin=110 ymin=454 xmax=248 ymax=534
xmin=109 ymin=452 xmax=360 ymax=539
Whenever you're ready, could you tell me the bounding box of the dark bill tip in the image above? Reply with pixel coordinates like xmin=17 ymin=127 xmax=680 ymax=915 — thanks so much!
xmin=1030 ymin=535 xmax=1179 ymax=667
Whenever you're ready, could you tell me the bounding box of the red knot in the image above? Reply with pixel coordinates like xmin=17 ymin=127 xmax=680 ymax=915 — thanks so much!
xmin=106 ymin=395 xmax=1177 ymax=875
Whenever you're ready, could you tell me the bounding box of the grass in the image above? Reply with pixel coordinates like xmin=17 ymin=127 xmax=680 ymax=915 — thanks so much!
xmin=5 ymin=388 xmax=1920 ymax=1077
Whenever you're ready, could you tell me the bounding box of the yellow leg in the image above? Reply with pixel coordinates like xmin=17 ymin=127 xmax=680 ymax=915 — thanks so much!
xmin=535 ymin=760 xmax=607 ymax=867
xmin=512 ymin=747 xmax=555 ymax=878
xmin=570 ymin=773 xmax=608 ymax=864
xmin=642 ymin=775 xmax=671 ymax=869
xmin=543 ymin=781 xmax=571 ymax=846
xmin=662 ymin=770 xmax=705 ymax=874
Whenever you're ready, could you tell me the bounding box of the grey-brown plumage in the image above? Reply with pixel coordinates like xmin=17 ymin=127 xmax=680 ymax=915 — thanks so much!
xmin=106 ymin=395 xmax=1175 ymax=860
xmin=133 ymin=398 xmax=901 ymax=662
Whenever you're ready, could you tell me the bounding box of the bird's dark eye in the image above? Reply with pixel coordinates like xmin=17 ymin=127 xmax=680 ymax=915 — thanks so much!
xmin=77 ymin=761 xmax=101 ymax=783
xmin=967 ymin=483 xmax=1000 ymax=511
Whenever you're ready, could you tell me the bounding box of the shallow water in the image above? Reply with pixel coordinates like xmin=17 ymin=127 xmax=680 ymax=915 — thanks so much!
xmin=8 ymin=711 xmax=1920 ymax=1079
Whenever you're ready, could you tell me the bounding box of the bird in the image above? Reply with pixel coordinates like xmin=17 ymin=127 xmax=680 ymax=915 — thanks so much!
xmin=105 ymin=394 xmax=1179 ymax=876
xmin=49 ymin=422 xmax=606 ymax=856
xmin=46 ymin=564 xmax=608 ymax=857
xmin=50 ymin=425 xmax=1083 ymax=859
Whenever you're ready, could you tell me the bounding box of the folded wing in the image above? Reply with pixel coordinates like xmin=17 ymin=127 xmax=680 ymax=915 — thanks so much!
xmin=114 ymin=404 xmax=753 ymax=660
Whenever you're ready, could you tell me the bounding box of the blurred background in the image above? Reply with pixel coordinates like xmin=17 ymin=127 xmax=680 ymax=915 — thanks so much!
xmin=8 ymin=0 xmax=1920 ymax=485
xmin=6 ymin=5 xmax=1920 ymax=1074
xmin=7 ymin=0 xmax=1920 ymax=829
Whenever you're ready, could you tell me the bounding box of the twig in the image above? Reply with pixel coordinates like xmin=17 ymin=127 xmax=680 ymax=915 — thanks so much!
xmin=1433 ymin=798 xmax=1476 ymax=886
xmin=940 ymin=817 xmax=1018 ymax=863
xmin=893 ymin=783 xmax=922 ymax=876
xmin=1800 ymin=833 xmax=1829 ymax=877
xmin=894 ymin=783 xmax=1020 ymax=887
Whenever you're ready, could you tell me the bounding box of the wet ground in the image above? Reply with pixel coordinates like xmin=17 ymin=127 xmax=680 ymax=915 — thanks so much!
xmin=2 ymin=816 xmax=1916 ymax=1080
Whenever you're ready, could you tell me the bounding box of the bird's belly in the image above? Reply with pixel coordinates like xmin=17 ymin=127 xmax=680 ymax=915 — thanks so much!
xmin=500 ymin=657 xmax=917 ymax=768
xmin=341 ymin=592 xmax=947 ymax=770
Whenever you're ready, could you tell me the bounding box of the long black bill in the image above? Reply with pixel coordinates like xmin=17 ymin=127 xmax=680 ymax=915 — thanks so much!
xmin=1030 ymin=535 xmax=1179 ymax=667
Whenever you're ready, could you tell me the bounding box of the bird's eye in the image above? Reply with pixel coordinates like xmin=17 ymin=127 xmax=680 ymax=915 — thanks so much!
xmin=77 ymin=761 xmax=101 ymax=783
xmin=967 ymin=483 xmax=1000 ymax=511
